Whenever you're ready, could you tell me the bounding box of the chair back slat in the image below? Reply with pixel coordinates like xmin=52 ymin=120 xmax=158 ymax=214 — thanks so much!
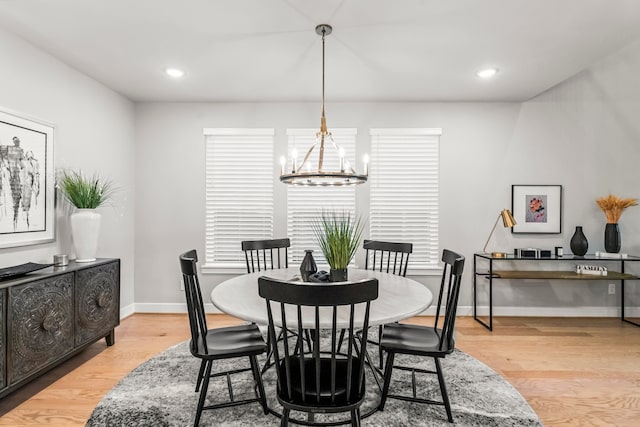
xmin=179 ymin=250 xmax=209 ymax=353
xmin=280 ymin=301 xmax=293 ymax=401
xmin=345 ymin=304 xmax=355 ymax=399
xmin=297 ymin=307 xmax=306 ymax=402
xmin=357 ymin=302 xmax=371 ymax=392
xmin=434 ymin=249 xmax=465 ymax=351
xmin=363 ymin=240 xmax=413 ymax=277
xmin=265 ymin=301 xmax=282 ymax=392
xmin=241 ymin=238 xmax=290 ymax=273
xmin=330 ymin=307 xmax=337 ymax=403
xmin=259 ymin=276 xmax=378 ymax=411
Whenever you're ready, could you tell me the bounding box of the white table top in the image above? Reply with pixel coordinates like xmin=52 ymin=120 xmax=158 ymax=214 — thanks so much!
xmin=211 ymin=267 xmax=433 ymax=329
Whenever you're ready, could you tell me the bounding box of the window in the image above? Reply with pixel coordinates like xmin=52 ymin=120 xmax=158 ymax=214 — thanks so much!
xmin=286 ymin=128 xmax=358 ymax=266
xmin=203 ymin=128 xmax=274 ymax=272
xmin=369 ymin=128 xmax=442 ymax=271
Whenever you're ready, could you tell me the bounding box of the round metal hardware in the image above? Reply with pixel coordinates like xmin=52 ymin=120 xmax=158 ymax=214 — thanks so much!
xmin=315 ymin=24 xmax=332 ymax=36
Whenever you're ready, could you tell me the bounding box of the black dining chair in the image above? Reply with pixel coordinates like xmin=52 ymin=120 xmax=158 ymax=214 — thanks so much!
xmin=241 ymin=238 xmax=305 ymax=366
xmin=363 ymin=239 xmax=413 ymax=276
xmin=377 ymin=249 xmax=465 ymax=423
xmin=179 ymin=250 xmax=268 ymax=426
xmin=258 ymin=276 xmax=379 ymax=427
xmin=242 ymin=238 xmax=290 ymax=273
xmin=362 ymin=239 xmax=413 ymax=369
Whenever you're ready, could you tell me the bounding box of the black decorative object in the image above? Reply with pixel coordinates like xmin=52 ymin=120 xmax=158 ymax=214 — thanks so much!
xmin=604 ymin=223 xmax=621 ymax=253
xmin=0 ymin=262 xmax=53 ymax=281
xmin=329 ymin=268 xmax=348 ymax=282
xmin=299 ymin=250 xmax=317 ymax=282
xmin=570 ymin=226 xmax=588 ymax=256
xmin=309 ymin=270 xmax=330 ymax=282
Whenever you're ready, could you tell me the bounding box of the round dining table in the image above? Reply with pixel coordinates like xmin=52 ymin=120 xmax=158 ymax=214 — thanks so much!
xmin=211 ymin=267 xmax=432 ymax=327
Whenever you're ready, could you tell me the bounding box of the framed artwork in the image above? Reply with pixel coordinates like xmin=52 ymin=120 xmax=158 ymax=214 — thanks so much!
xmin=511 ymin=184 xmax=562 ymax=234
xmin=0 ymin=107 xmax=55 ymax=248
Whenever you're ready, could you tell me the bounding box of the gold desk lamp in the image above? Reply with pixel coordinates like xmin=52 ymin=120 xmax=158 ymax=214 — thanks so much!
xmin=483 ymin=209 xmax=516 ymax=258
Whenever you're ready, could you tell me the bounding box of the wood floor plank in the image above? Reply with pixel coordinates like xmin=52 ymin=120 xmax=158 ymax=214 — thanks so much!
xmin=1 ymin=314 xmax=639 ymax=426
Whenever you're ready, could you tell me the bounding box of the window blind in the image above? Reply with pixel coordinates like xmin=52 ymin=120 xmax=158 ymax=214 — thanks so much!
xmin=286 ymin=128 xmax=358 ymax=267
xmin=203 ymin=128 xmax=274 ymax=270
xmin=369 ymin=128 xmax=442 ymax=270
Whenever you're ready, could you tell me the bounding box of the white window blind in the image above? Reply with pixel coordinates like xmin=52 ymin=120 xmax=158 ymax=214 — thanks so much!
xmin=369 ymin=128 xmax=442 ymax=271
xmin=203 ymin=128 xmax=274 ymax=270
xmin=286 ymin=128 xmax=358 ymax=267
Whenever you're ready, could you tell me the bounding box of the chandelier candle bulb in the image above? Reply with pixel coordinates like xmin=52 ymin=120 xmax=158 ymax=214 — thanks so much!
xmin=279 ymin=156 xmax=286 ymax=176
xmin=291 ymin=149 xmax=297 ymax=173
xmin=339 ymin=147 xmax=345 ymax=172
xmin=363 ymin=154 xmax=369 ymax=175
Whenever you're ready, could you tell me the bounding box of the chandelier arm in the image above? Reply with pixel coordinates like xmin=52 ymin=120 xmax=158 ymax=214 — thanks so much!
xmin=318 ymin=134 xmax=325 ymax=172
xmin=298 ymin=142 xmax=317 ymax=173
xmin=327 ymin=133 xmax=347 ymax=173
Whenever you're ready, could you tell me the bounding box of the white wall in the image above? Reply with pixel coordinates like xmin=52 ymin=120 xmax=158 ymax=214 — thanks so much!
xmin=134 ymin=37 xmax=640 ymax=316
xmin=0 ymin=28 xmax=136 ymax=312
xmin=5 ymin=21 xmax=636 ymax=318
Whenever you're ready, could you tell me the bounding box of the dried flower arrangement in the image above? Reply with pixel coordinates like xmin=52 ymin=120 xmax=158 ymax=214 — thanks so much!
xmin=596 ymin=194 xmax=638 ymax=223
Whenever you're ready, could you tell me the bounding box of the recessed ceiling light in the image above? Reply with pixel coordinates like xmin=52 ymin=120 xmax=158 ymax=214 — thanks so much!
xmin=476 ymin=68 xmax=498 ymax=79
xmin=165 ymin=68 xmax=185 ymax=78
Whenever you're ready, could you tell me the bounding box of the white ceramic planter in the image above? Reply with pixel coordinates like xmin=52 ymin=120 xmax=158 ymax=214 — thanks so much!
xmin=70 ymin=209 xmax=101 ymax=262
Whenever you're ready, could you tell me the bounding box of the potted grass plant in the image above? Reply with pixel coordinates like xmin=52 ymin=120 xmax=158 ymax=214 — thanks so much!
xmin=58 ymin=169 xmax=115 ymax=262
xmin=311 ymin=210 xmax=365 ymax=282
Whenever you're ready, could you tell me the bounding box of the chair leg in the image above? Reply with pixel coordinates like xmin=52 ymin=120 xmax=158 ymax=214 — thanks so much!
xmin=250 ymin=355 xmax=268 ymax=414
xmin=280 ymin=408 xmax=290 ymax=427
xmin=337 ymin=328 xmax=346 ymax=353
xmin=195 ymin=359 xmax=206 ymax=392
xmin=377 ymin=351 xmax=395 ymax=411
xmin=434 ymin=357 xmax=453 ymax=423
xmin=194 ymin=360 xmax=213 ymax=427
xmin=351 ymin=408 xmax=361 ymax=427
xmin=378 ymin=324 xmax=384 ymax=370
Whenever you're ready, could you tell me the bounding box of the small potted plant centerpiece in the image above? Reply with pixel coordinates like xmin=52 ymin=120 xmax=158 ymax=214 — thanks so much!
xmin=58 ymin=169 xmax=115 ymax=262
xmin=311 ymin=210 xmax=365 ymax=282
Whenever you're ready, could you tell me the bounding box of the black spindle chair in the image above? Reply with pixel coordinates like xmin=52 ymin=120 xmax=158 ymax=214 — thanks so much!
xmin=259 ymin=276 xmax=379 ymax=427
xmin=241 ymin=238 xmax=301 ymax=368
xmin=179 ymin=250 xmax=268 ymax=426
xmin=377 ymin=249 xmax=465 ymax=423
xmin=362 ymin=239 xmax=413 ymax=368
xmin=242 ymin=238 xmax=290 ymax=272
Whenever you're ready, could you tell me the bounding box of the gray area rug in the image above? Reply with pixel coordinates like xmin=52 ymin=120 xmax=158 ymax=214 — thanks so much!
xmin=86 ymin=339 xmax=541 ymax=426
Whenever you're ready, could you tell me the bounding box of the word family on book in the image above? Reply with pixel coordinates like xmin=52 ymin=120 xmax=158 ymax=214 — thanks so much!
xmin=575 ymin=264 xmax=608 ymax=276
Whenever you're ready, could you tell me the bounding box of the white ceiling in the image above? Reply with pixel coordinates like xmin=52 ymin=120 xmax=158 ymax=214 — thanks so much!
xmin=2 ymin=0 xmax=640 ymax=103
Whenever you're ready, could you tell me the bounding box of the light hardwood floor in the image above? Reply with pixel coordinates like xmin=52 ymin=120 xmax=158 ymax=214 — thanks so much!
xmin=1 ymin=314 xmax=639 ymax=426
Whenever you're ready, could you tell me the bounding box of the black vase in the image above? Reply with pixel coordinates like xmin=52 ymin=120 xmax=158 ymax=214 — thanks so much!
xmin=604 ymin=223 xmax=621 ymax=253
xmin=570 ymin=226 xmax=588 ymax=256
xmin=299 ymin=250 xmax=317 ymax=282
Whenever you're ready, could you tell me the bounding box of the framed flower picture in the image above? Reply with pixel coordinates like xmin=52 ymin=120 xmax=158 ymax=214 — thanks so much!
xmin=511 ymin=185 xmax=562 ymax=234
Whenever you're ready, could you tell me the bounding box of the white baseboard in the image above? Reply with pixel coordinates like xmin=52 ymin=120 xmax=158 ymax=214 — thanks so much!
xmin=133 ymin=302 xmax=222 ymax=314
xmin=128 ymin=303 xmax=640 ymax=318
xmin=416 ymin=305 xmax=640 ymax=317
xmin=120 ymin=303 xmax=136 ymax=319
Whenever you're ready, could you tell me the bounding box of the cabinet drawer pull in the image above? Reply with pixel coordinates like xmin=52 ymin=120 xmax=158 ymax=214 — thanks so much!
xmin=97 ymin=292 xmax=110 ymax=308
xmin=42 ymin=315 xmax=58 ymax=332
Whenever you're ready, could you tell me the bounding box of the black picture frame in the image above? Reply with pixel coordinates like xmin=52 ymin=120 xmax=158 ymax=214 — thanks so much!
xmin=0 ymin=106 xmax=55 ymax=248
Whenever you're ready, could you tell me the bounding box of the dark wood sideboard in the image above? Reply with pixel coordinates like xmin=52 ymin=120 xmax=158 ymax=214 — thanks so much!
xmin=0 ymin=258 xmax=120 ymax=398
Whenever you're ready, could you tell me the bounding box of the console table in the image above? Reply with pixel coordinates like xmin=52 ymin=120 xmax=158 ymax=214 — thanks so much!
xmin=0 ymin=258 xmax=120 ymax=398
xmin=473 ymin=253 xmax=640 ymax=331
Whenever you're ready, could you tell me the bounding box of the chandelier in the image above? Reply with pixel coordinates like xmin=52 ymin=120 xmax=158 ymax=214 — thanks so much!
xmin=279 ymin=24 xmax=368 ymax=186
